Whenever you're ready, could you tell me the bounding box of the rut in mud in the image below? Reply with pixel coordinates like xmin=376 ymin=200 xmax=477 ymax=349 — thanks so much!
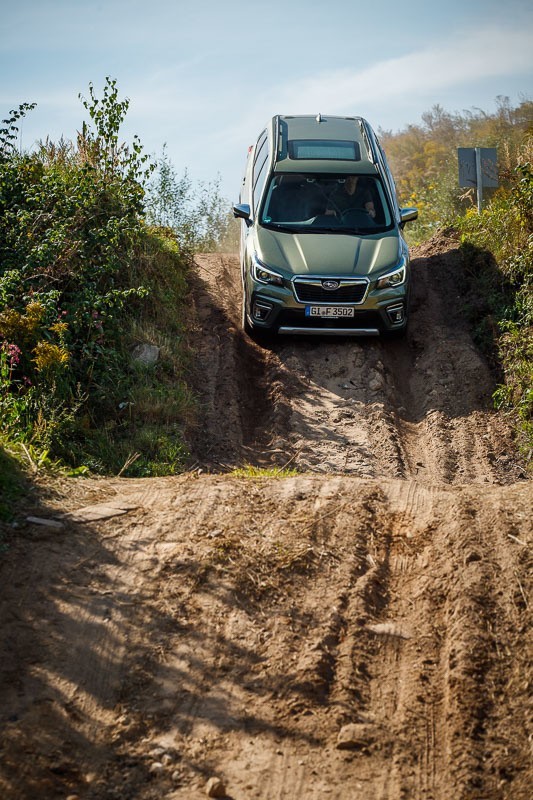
xmin=0 ymin=231 xmax=531 ymax=800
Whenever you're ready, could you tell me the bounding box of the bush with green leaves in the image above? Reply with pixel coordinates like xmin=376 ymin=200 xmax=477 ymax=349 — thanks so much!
xmin=146 ymin=145 xmax=239 ymax=253
xmin=457 ymin=149 xmax=532 ymax=463
xmin=380 ymin=96 xmax=533 ymax=245
xmin=0 ymin=80 xmax=192 ymax=475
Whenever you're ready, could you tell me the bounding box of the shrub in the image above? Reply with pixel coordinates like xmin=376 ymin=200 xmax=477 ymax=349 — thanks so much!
xmin=146 ymin=146 xmax=239 ymax=252
xmin=457 ymin=144 xmax=533 ymax=464
xmin=0 ymin=81 xmax=193 ymax=475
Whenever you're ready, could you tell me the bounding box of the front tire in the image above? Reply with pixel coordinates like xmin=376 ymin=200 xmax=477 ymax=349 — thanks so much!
xmin=384 ymin=315 xmax=409 ymax=339
xmin=241 ymin=285 xmax=254 ymax=336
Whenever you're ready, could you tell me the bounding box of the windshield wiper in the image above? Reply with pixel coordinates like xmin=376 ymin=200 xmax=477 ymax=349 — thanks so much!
xmin=301 ymin=226 xmax=344 ymax=234
xmin=334 ymin=227 xmax=380 ymax=235
xmin=263 ymin=222 xmax=299 ymax=233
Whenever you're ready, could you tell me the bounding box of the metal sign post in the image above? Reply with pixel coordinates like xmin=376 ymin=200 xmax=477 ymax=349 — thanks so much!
xmin=458 ymin=147 xmax=498 ymax=212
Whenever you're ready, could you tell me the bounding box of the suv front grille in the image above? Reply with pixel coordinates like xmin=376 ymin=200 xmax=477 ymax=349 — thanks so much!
xmin=293 ymin=278 xmax=368 ymax=304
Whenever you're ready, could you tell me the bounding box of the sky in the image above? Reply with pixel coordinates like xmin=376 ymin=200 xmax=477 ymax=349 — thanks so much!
xmin=1 ymin=0 xmax=532 ymax=201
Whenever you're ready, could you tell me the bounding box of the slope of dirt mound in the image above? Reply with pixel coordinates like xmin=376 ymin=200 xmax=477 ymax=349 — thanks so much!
xmin=189 ymin=235 xmax=523 ymax=485
xmin=0 ymin=233 xmax=531 ymax=800
xmin=0 ymin=474 xmax=530 ymax=800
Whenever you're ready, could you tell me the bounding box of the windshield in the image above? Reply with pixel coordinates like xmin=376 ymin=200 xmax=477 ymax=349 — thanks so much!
xmin=260 ymin=173 xmax=393 ymax=234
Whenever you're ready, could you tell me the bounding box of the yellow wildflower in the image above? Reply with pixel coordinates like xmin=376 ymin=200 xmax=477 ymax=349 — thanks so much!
xmin=49 ymin=322 xmax=69 ymax=335
xmin=33 ymin=341 xmax=69 ymax=371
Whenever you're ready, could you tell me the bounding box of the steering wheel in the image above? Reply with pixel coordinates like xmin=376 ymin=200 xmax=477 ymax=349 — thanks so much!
xmin=340 ymin=208 xmax=373 ymax=225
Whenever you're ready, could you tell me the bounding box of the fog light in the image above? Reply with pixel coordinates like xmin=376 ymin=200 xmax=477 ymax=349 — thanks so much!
xmin=253 ymin=301 xmax=273 ymax=321
xmin=387 ymin=304 xmax=405 ymax=324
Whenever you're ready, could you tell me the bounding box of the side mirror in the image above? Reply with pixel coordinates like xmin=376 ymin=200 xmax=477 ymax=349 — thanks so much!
xmin=233 ymin=203 xmax=252 ymax=224
xmin=399 ymin=207 xmax=418 ymax=226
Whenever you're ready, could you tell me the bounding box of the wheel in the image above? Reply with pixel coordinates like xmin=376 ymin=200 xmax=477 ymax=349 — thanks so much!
xmin=385 ymin=324 xmax=408 ymax=340
xmin=384 ymin=315 xmax=409 ymax=339
xmin=241 ymin=284 xmax=254 ymax=336
xmin=241 ymin=286 xmax=274 ymax=343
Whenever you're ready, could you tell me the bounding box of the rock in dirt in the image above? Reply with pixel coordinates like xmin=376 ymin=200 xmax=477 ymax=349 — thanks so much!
xmin=336 ymin=723 xmax=376 ymax=750
xmin=26 ymin=516 xmax=64 ymax=529
xmin=60 ymin=501 xmax=139 ymax=523
xmin=206 ymin=775 xmax=227 ymax=797
xmin=131 ymin=343 xmax=160 ymax=365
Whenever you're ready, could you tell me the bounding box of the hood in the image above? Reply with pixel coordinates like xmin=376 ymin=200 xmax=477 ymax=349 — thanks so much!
xmin=255 ymin=226 xmax=401 ymax=277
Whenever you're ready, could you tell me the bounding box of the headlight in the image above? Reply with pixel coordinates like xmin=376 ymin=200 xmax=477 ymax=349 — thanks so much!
xmin=376 ymin=261 xmax=406 ymax=289
xmin=251 ymin=255 xmax=284 ymax=286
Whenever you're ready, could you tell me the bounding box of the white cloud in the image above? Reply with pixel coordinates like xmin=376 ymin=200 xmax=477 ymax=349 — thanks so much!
xmin=205 ymin=23 xmax=532 ymax=196
xmin=266 ymin=25 xmax=533 ymax=115
xmin=3 ymin=16 xmax=531 ymax=199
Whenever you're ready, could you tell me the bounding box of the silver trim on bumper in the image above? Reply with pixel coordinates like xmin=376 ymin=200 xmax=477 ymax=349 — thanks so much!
xmin=277 ymin=326 xmax=380 ymax=336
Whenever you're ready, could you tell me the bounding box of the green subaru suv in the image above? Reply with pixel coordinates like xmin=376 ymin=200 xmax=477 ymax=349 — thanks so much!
xmin=233 ymin=114 xmax=417 ymax=336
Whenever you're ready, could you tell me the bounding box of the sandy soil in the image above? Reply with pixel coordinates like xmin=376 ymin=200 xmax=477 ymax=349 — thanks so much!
xmin=0 ymin=231 xmax=531 ymax=800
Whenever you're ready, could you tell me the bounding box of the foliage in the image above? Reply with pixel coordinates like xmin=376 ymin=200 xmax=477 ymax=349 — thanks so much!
xmin=0 ymin=80 xmax=193 ymax=476
xmin=456 ymin=148 xmax=532 ymax=463
xmin=382 ymin=96 xmax=532 ymax=463
xmin=380 ymin=96 xmax=533 ymax=244
xmin=231 ymin=464 xmax=299 ymax=478
xmin=146 ymin=145 xmax=239 ymax=252
xmin=0 ymin=443 xmax=26 ymax=524
xmin=493 ymin=323 xmax=533 ymax=461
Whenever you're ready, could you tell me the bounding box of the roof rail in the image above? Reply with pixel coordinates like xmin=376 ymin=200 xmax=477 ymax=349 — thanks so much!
xmin=274 ymin=115 xmax=283 ymax=156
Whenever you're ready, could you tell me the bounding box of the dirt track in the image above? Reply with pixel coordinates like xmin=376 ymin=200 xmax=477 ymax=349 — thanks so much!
xmin=0 ymin=232 xmax=531 ymax=800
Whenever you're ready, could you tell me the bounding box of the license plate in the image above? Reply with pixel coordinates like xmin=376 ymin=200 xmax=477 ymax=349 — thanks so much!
xmin=305 ymin=306 xmax=355 ymax=318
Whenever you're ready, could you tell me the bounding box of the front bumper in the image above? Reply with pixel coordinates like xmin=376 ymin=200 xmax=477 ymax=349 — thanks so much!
xmin=247 ymin=282 xmax=409 ymax=336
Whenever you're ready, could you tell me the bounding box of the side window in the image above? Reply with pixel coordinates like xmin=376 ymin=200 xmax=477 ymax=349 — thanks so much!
xmin=252 ymin=132 xmax=269 ymax=214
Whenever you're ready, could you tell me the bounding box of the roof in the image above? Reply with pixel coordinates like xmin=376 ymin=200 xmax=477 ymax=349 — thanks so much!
xmin=272 ymin=115 xmax=379 ymax=175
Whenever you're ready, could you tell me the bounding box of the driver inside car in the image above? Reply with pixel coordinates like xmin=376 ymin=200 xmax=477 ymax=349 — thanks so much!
xmin=326 ymin=175 xmax=376 ymax=218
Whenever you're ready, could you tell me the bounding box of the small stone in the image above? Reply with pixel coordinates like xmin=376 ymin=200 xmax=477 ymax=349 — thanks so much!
xmin=26 ymin=515 xmax=64 ymax=529
xmin=171 ymin=769 xmax=183 ymax=784
xmin=206 ymin=776 xmax=226 ymax=797
xmin=336 ymin=723 xmax=375 ymax=750
xmin=149 ymin=761 xmax=164 ymax=774
xmin=131 ymin=343 xmax=160 ymax=366
xmin=161 ymin=753 xmax=173 ymax=765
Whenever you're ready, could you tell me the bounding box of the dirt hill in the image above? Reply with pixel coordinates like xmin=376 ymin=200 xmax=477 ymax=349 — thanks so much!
xmin=0 ymin=231 xmax=531 ymax=800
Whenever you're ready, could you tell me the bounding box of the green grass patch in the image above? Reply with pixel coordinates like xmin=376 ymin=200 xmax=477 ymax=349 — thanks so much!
xmin=0 ymin=443 xmax=27 ymax=522
xmin=1 ymin=84 xmax=196 ymax=478
xmin=231 ymin=464 xmax=299 ymax=478
xmin=457 ymin=156 xmax=532 ymax=467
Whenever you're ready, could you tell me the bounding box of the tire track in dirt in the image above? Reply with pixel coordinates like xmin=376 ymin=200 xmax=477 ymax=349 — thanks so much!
xmin=379 ymin=231 xmax=520 ymax=486
xmin=190 ymin=235 xmax=522 ymax=486
xmin=14 ymin=473 xmax=526 ymax=800
xmin=188 ymin=255 xmax=298 ymax=469
xmin=1 ymin=472 xmax=530 ymax=800
xmin=0 ymin=236 xmax=530 ymax=800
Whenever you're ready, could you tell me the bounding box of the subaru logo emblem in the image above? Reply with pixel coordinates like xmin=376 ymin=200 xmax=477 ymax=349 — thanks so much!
xmin=322 ymin=280 xmax=340 ymax=291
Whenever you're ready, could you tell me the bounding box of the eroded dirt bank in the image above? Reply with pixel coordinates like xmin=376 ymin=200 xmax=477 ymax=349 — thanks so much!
xmin=0 ymin=233 xmax=531 ymax=800
xmin=188 ymin=232 xmax=523 ymax=486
